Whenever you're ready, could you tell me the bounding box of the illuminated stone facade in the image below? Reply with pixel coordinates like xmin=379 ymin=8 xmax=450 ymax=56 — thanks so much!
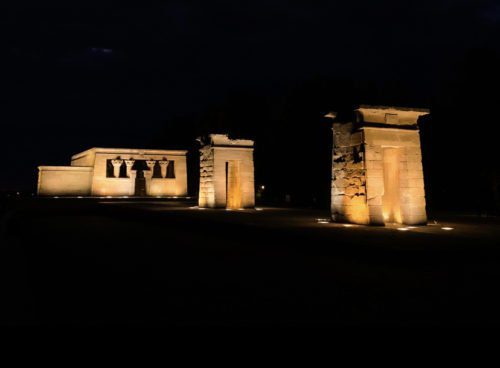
xmin=330 ymin=106 xmax=430 ymax=225
xmin=199 ymin=134 xmax=255 ymax=209
xmin=38 ymin=148 xmax=188 ymax=197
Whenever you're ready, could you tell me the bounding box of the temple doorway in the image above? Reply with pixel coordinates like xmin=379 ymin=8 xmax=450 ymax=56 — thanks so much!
xmin=382 ymin=148 xmax=402 ymax=224
xmin=132 ymin=160 xmax=148 ymax=197
xmin=134 ymin=170 xmax=146 ymax=196
xmin=226 ymin=160 xmax=242 ymax=209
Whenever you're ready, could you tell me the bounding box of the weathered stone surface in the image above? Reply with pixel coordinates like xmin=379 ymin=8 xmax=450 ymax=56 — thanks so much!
xmin=199 ymin=134 xmax=255 ymax=209
xmin=38 ymin=148 xmax=188 ymax=197
xmin=331 ymin=106 xmax=429 ymax=226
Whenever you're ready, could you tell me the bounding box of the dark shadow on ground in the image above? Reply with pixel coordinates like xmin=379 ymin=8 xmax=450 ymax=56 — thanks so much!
xmin=1 ymin=198 xmax=500 ymax=326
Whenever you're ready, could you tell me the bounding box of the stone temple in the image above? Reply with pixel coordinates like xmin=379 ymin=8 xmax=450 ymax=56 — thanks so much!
xmin=198 ymin=134 xmax=255 ymax=209
xmin=37 ymin=147 xmax=188 ymax=197
xmin=330 ymin=106 xmax=430 ymax=226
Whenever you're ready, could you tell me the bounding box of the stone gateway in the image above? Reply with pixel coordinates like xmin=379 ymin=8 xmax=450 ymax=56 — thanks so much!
xmin=198 ymin=134 xmax=255 ymax=209
xmin=37 ymin=147 xmax=188 ymax=197
xmin=330 ymin=106 xmax=430 ymax=226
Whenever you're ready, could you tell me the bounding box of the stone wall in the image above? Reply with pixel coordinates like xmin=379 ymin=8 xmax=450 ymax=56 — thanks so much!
xmin=38 ymin=147 xmax=188 ymax=197
xmin=199 ymin=145 xmax=215 ymax=207
xmin=331 ymin=122 xmax=371 ymax=224
xmin=90 ymin=151 xmax=188 ymax=197
xmin=213 ymin=147 xmax=255 ymax=208
xmin=37 ymin=166 xmax=93 ymax=196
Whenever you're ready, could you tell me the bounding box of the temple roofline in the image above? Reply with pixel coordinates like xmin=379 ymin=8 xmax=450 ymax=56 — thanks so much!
xmin=71 ymin=147 xmax=188 ymax=161
xmin=358 ymin=105 xmax=430 ymax=113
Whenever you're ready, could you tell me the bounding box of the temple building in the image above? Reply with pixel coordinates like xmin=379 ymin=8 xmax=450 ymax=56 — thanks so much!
xmin=198 ymin=134 xmax=255 ymax=209
xmin=37 ymin=147 xmax=188 ymax=197
xmin=330 ymin=106 xmax=430 ymax=226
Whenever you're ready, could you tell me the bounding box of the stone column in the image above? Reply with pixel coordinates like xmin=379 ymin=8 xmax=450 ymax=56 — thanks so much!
xmin=146 ymin=160 xmax=156 ymax=173
xmin=111 ymin=159 xmax=123 ymax=178
xmin=159 ymin=160 xmax=169 ymax=178
xmin=144 ymin=160 xmax=156 ymax=196
xmin=129 ymin=169 xmax=137 ymax=195
xmin=125 ymin=159 xmax=135 ymax=178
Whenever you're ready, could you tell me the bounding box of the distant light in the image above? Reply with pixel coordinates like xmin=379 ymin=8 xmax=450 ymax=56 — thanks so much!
xmin=316 ymin=218 xmax=330 ymax=224
xmin=156 ymin=196 xmax=162 ymax=198
xmin=407 ymin=226 xmax=417 ymax=229
xmin=343 ymin=224 xmax=354 ymax=228
xmin=77 ymin=196 xmax=83 ymax=199
xmin=441 ymin=227 xmax=454 ymax=231
xmin=16 ymin=192 xmax=20 ymax=196
xmin=255 ymin=208 xmax=263 ymax=211
xmin=122 ymin=196 xmax=129 ymax=198
xmin=226 ymin=208 xmax=233 ymax=211
xmin=238 ymin=208 xmax=244 ymax=211
xmin=260 ymin=185 xmax=265 ymax=190
xmin=397 ymin=227 xmax=410 ymax=231
xmin=106 ymin=196 xmax=112 ymax=198
xmin=53 ymin=196 xmax=59 ymax=199
xmin=173 ymin=196 xmax=178 ymax=199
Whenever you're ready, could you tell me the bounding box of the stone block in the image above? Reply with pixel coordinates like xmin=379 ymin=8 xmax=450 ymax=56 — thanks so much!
xmin=365 ymin=160 xmax=383 ymax=170
xmin=368 ymin=205 xmax=385 ymax=225
xmin=366 ymin=168 xmax=383 ymax=178
xmin=400 ymin=193 xmax=426 ymax=205
xmin=366 ymin=182 xmax=384 ymax=198
xmin=365 ymin=148 xmax=382 ymax=161
xmin=350 ymin=132 xmax=363 ymax=146
xmin=401 ymin=177 xmax=424 ymax=188
xmin=407 ymin=161 xmax=423 ymax=172
xmin=367 ymin=196 xmax=383 ymax=206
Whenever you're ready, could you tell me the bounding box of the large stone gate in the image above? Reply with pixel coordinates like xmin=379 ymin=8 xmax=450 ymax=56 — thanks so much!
xmin=330 ymin=106 xmax=430 ymax=225
xmin=198 ymin=134 xmax=255 ymax=209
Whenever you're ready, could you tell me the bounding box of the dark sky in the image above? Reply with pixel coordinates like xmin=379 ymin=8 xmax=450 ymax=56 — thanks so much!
xmin=1 ymin=0 xmax=499 ymax=195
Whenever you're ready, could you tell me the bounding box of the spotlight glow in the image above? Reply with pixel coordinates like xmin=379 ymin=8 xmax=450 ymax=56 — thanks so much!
xmin=441 ymin=227 xmax=454 ymax=231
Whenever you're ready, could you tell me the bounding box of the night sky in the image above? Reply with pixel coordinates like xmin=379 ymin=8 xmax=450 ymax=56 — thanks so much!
xmin=1 ymin=1 xmax=499 ymax=208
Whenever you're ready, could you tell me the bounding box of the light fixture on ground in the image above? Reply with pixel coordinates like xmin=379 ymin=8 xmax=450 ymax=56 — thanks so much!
xmin=317 ymin=219 xmax=330 ymax=224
